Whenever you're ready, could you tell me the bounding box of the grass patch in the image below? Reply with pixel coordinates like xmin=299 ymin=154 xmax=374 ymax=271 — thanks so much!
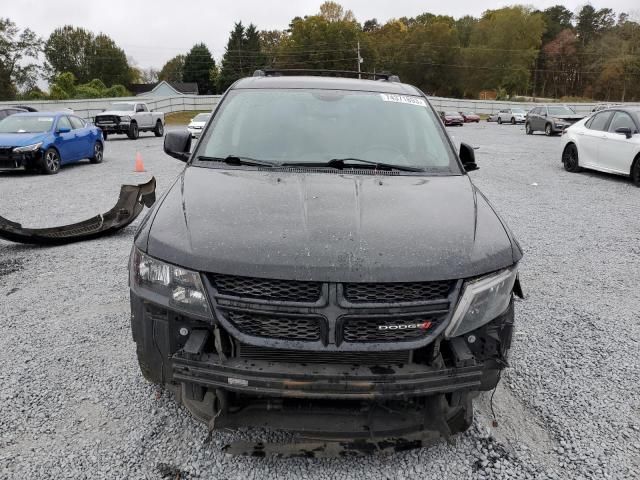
xmin=165 ymin=110 xmax=209 ymax=125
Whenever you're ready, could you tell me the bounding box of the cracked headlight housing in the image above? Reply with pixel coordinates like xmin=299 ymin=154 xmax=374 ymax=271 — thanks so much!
xmin=131 ymin=248 xmax=212 ymax=319
xmin=445 ymin=266 xmax=518 ymax=338
xmin=13 ymin=142 xmax=43 ymax=153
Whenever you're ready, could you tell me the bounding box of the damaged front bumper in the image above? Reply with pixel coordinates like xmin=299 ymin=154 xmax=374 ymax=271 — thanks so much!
xmin=0 ymin=177 xmax=156 ymax=245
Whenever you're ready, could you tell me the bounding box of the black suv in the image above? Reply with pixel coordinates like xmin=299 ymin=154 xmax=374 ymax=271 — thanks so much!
xmin=129 ymin=71 xmax=523 ymax=455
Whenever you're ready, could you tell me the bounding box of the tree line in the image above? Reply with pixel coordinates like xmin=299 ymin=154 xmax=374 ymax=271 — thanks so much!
xmin=1 ymin=2 xmax=639 ymax=101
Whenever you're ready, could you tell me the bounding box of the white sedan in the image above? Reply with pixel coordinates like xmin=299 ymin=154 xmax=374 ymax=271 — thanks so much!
xmin=187 ymin=112 xmax=211 ymax=138
xmin=561 ymin=107 xmax=640 ymax=186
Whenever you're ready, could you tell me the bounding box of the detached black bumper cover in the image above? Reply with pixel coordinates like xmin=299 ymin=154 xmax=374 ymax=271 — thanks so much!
xmin=0 ymin=177 xmax=156 ymax=245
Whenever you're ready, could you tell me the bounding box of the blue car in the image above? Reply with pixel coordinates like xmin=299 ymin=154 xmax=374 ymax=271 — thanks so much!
xmin=0 ymin=112 xmax=104 ymax=174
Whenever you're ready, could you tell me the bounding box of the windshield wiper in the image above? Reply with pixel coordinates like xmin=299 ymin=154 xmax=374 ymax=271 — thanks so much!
xmin=283 ymin=158 xmax=424 ymax=172
xmin=196 ymin=155 xmax=277 ymax=167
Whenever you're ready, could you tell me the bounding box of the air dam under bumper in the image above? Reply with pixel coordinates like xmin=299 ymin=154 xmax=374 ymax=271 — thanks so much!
xmin=0 ymin=177 xmax=156 ymax=245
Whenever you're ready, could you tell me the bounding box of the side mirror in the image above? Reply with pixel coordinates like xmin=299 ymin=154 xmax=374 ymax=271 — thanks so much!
xmin=57 ymin=127 xmax=71 ymax=134
xmin=615 ymin=127 xmax=633 ymax=139
xmin=164 ymin=130 xmax=192 ymax=162
xmin=460 ymin=142 xmax=478 ymax=172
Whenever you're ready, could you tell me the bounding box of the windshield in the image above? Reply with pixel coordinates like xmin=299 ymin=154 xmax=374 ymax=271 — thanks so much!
xmin=192 ymin=113 xmax=210 ymax=122
xmin=0 ymin=115 xmax=54 ymax=133
xmin=196 ymin=89 xmax=458 ymax=172
xmin=548 ymin=106 xmax=576 ymax=116
xmin=512 ymin=109 xmax=526 ymax=114
xmin=109 ymin=103 xmax=134 ymax=111
xmin=445 ymin=112 xmax=460 ymax=116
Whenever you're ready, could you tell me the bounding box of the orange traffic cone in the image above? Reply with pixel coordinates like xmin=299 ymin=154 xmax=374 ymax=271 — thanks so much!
xmin=134 ymin=152 xmax=145 ymax=172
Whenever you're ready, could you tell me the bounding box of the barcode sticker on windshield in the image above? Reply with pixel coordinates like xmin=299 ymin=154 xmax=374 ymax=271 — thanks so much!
xmin=380 ymin=94 xmax=427 ymax=107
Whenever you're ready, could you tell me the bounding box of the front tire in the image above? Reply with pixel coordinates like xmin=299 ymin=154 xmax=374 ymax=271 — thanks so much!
xmin=545 ymin=123 xmax=553 ymax=136
xmin=562 ymin=143 xmax=581 ymax=173
xmin=154 ymin=120 xmax=164 ymax=137
xmin=631 ymin=156 xmax=640 ymax=187
xmin=498 ymin=117 xmax=503 ymax=125
xmin=511 ymin=117 xmax=516 ymax=125
xmin=89 ymin=141 xmax=103 ymax=164
xmin=41 ymin=148 xmax=61 ymax=174
xmin=128 ymin=122 xmax=139 ymax=140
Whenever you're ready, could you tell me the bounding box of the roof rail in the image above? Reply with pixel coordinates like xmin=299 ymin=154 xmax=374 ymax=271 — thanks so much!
xmin=253 ymin=69 xmax=400 ymax=82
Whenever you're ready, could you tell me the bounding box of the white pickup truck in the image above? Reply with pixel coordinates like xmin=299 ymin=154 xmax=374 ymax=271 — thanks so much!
xmin=94 ymin=101 xmax=164 ymax=140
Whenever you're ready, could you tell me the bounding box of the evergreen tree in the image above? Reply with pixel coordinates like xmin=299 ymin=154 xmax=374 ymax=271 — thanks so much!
xmin=183 ymin=43 xmax=216 ymax=94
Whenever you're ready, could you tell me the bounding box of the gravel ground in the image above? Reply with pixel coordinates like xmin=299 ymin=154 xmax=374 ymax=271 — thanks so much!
xmin=1 ymin=123 xmax=638 ymax=479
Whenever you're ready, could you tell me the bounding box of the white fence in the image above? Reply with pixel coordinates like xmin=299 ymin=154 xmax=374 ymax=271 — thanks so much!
xmin=0 ymin=95 xmax=223 ymax=121
xmin=2 ymin=94 xmax=639 ymax=120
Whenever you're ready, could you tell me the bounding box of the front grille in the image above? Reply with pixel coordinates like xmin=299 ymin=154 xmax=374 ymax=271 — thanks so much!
xmin=211 ymin=274 xmax=322 ymax=302
xmin=224 ymin=309 xmax=323 ymax=342
xmin=341 ymin=315 xmax=443 ymax=343
xmin=95 ymin=115 xmax=119 ymax=124
xmin=238 ymin=343 xmax=410 ymax=365
xmin=343 ymin=281 xmax=452 ymax=303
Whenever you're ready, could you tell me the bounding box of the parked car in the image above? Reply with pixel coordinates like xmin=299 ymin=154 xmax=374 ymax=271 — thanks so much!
xmin=561 ymin=107 xmax=640 ymax=186
xmin=486 ymin=112 xmax=500 ymax=122
xmin=94 ymin=102 xmax=164 ymax=140
xmin=130 ymin=70 xmax=523 ymax=453
xmin=187 ymin=112 xmax=211 ymax=138
xmin=459 ymin=111 xmax=480 ymax=123
xmin=497 ymin=108 xmax=526 ymax=124
xmin=525 ymin=105 xmax=583 ymax=136
xmin=439 ymin=111 xmax=464 ymax=126
xmin=0 ymin=107 xmax=29 ymax=121
xmin=0 ymin=112 xmax=104 ymax=174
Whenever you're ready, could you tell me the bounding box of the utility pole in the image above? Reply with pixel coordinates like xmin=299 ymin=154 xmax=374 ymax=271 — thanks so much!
xmin=357 ymin=41 xmax=362 ymax=78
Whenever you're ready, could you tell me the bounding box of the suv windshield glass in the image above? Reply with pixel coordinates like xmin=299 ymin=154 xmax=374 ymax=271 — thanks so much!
xmin=109 ymin=103 xmax=134 ymax=111
xmin=0 ymin=115 xmax=54 ymax=133
xmin=548 ymin=106 xmax=576 ymax=116
xmin=512 ymin=109 xmax=526 ymax=114
xmin=196 ymin=89 xmax=459 ymax=172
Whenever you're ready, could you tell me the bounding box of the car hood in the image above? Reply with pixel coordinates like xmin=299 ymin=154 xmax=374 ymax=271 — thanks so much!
xmin=96 ymin=110 xmax=134 ymax=117
xmin=141 ymin=167 xmax=521 ymax=282
xmin=188 ymin=122 xmax=206 ymax=128
xmin=0 ymin=132 xmax=49 ymax=147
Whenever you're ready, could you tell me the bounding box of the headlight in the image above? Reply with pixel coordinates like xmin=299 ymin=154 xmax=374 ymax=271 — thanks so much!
xmin=13 ymin=142 xmax=43 ymax=153
xmin=131 ymin=248 xmax=212 ymax=318
xmin=445 ymin=266 xmax=518 ymax=338
xmin=119 ymin=116 xmax=131 ymax=122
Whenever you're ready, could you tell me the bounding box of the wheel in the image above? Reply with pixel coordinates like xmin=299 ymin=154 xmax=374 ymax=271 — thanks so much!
xmin=40 ymin=147 xmax=61 ymax=174
xmin=631 ymin=157 xmax=640 ymax=187
xmin=475 ymin=120 xmax=479 ymax=123
xmin=545 ymin=123 xmax=553 ymax=136
xmin=498 ymin=117 xmax=502 ymax=124
xmin=562 ymin=143 xmax=581 ymax=173
xmin=525 ymin=122 xmax=533 ymax=135
xmin=511 ymin=117 xmax=516 ymax=125
xmin=154 ymin=120 xmax=164 ymax=137
xmin=89 ymin=141 xmax=103 ymax=164
xmin=127 ymin=122 xmax=139 ymax=140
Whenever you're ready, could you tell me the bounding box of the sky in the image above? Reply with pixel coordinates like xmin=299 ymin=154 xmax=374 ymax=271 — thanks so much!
xmin=4 ymin=0 xmax=639 ymax=70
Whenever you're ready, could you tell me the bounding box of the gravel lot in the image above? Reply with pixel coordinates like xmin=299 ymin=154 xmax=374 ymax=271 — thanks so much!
xmin=1 ymin=123 xmax=638 ymax=479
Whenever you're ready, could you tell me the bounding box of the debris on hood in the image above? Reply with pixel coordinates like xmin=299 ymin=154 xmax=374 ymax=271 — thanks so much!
xmin=0 ymin=177 xmax=156 ymax=245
